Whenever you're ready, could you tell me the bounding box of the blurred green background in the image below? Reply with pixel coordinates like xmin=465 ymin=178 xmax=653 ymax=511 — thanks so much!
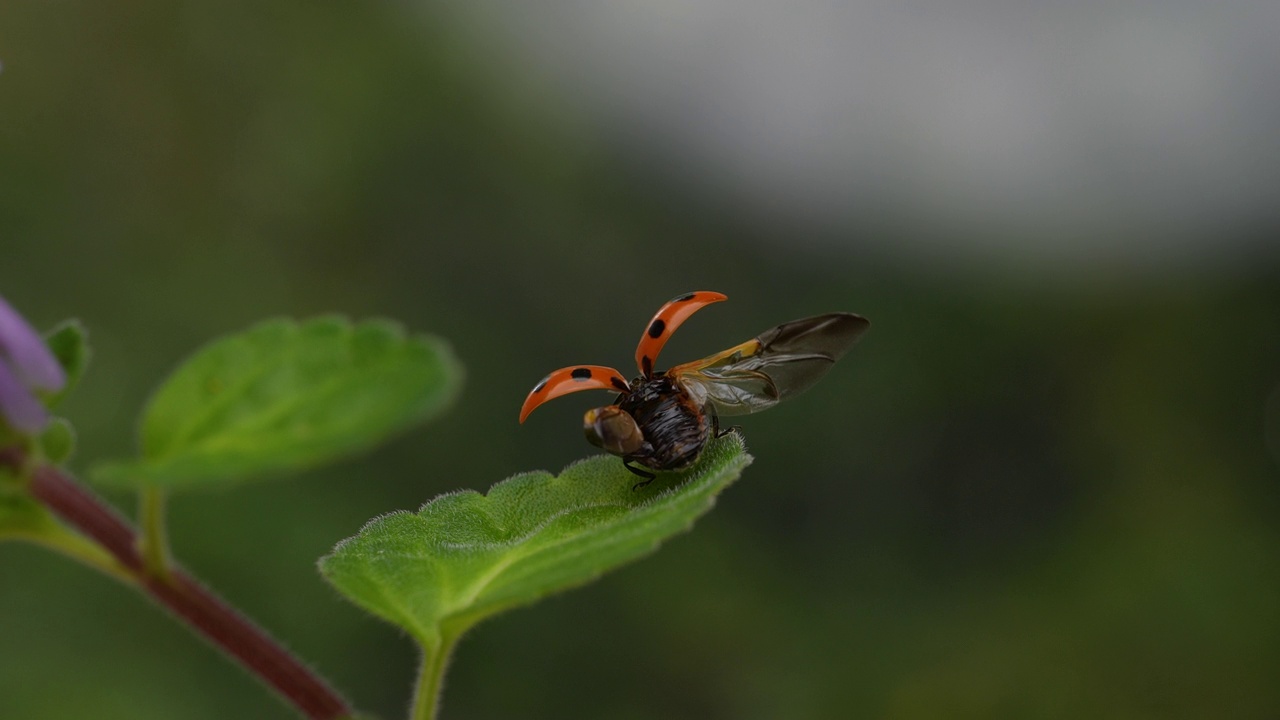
xmin=2 ymin=2 xmax=1279 ymax=719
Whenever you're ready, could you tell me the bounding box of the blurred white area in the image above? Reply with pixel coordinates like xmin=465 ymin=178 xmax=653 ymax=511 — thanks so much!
xmin=453 ymin=1 xmax=1280 ymax=268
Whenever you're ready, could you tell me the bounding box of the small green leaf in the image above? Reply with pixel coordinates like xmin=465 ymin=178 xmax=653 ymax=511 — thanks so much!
xmin=42 ymin=320 xmax=90 ymax=408
xmin=0 ymin=478 xmax=133 ymax=577
xmin=92 ymin=317 xmax=463 ymax=490
xmin=39 ymin=417 xmax=75 ymax=464
xmin=0 ymin=489 xmax=59 ymax=540
xmin=319 ymin=435 xmax=751 ymax=647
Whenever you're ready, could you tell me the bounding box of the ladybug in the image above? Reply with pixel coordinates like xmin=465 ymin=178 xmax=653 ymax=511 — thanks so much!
xmin=520 ymin=291 xmax=870 ymax=488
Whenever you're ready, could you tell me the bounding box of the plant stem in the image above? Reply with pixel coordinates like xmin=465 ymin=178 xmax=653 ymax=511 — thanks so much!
xmin=11 ymin=456 xmax=354 ymax=720
xmin=138 ymin=486 xmax=171 ymax=578
xmin=25 ymin=463 xmax=143 ymax=571
xmin=410 ymin=628 xmax=463 ymax=720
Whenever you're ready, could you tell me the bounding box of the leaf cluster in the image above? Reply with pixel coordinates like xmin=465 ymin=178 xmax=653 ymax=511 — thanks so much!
xmin=2 ymin=310 xmax=753 ymax=720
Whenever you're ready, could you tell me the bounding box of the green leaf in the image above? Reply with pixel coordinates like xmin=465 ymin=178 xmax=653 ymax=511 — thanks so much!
xmin=92 ymin=316 xmax=463 ymax=490
xmin=0 ymin=475 xmax=134 ymax=578
xmin=39 ymin=417 xmax=75 ymax=464
xmin=42 ymin=320 xmax=90 ymax=408
xmin=319 ymin=435 xmax=751 ymax=647
xmin=0 ymin=466 xmax=55 ymax=540
xmin=0 ymin=488 xmax=59 ymax=540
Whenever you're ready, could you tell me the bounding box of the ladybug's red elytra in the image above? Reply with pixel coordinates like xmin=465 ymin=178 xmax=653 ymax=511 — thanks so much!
xmin=520 ymin=291 xmax=869 ymax=488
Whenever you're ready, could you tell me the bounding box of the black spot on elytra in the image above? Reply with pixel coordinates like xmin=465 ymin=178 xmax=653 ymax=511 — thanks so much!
xmin=641 ymin=356 xmax=653 ymax=376
xmin=611 ymin=377 xmax=629 ymax=391
xmin=571 ymin=367 xmax=593 ymax=380
xmin=673 ymin=292 xmax=697 ymax=302
xmin=648 ymin=319 xmax=666 ymax=338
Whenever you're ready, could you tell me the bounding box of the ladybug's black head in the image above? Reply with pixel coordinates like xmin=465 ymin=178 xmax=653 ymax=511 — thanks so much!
xmin=584 ymin=405 xmax=644 ymax=457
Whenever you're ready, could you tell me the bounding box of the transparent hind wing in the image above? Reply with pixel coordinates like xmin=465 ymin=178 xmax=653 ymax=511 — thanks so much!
xmin=668 ymin=312 xmax=869 ymax=417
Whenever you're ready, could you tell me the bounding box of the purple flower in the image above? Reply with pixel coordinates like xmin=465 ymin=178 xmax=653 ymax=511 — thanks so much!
xmin=0 ymin=295 xmax=66 ymax=433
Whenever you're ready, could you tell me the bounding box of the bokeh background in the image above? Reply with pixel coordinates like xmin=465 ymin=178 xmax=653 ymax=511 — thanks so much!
xmin=3 ymin=2 xmax=1279 ymax=718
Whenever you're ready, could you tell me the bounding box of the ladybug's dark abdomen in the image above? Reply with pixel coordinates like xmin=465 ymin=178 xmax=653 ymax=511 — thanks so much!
xmin=620 ymin=377 xmax=710 ymax=471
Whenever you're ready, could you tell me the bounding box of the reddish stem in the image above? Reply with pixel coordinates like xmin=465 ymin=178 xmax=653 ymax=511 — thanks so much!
xmin=11 ymin=457 xmax=352 ymax=720
xmin=27 ymin=464 xmax=143 ymax=570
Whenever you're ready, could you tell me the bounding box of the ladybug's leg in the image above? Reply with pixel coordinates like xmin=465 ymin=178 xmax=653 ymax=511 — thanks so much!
xmin=623 ymin=459 xmax=656 ymax=491
xmin=709 ymin=407 xmax=741 ymax=439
